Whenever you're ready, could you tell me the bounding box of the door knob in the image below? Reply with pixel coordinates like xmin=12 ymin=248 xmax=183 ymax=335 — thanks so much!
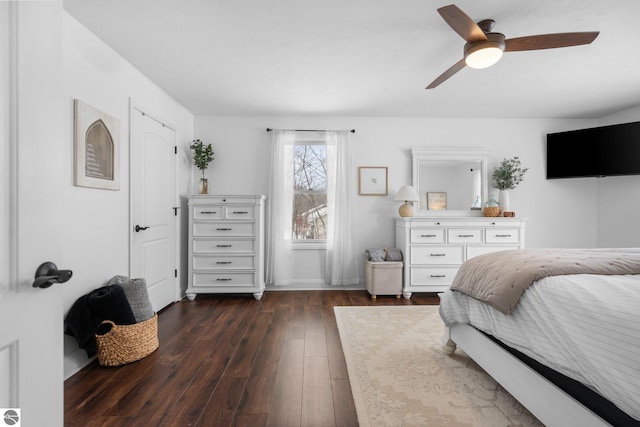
xmin=33 ymin=262 xmax=73 ymax=288
xmin=135 ymin=225 xmax=150 ymax=232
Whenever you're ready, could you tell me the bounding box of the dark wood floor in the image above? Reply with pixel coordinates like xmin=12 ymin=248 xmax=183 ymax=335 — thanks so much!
xmin=64 ymin=290 xmax=439 ymax=427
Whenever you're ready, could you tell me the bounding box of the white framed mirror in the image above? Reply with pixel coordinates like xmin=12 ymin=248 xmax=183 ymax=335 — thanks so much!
xmin=412 ymin=147 xmax=489 ymax=216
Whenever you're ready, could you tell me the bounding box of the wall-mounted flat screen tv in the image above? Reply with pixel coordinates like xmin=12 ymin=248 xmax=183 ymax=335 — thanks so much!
xmin=546 ymin=121 xmax=640 ymax=179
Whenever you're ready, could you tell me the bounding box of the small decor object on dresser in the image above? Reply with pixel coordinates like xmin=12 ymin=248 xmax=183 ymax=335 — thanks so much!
xmin=394 ymin=185 xmax=420 ymax=217
xmin=190 ymin=139 xmax=215 ymax=194
xmin=483 ymin=195 xmax=501 ymax=217
xmin=492 ymin=156 xmax=528 ymax=216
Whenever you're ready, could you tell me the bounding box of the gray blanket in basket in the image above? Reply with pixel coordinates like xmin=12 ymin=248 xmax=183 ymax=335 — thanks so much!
xmin=108 ymin=275 xmax=155 ymax=322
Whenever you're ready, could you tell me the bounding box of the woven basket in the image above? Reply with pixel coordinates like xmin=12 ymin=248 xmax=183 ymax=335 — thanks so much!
xmin=96 ymin=313 xmax=159 ymax=366
xmin=483 ymin=206 xmax=502 ymax=217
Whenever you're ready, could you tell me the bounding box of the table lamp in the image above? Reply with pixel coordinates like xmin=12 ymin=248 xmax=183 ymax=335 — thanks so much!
xmin=394 ymin=185 xmax=420 ymax=217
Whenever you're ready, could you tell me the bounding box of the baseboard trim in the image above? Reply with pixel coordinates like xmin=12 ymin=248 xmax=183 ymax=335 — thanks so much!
xmin=64 ymin=348 xmax=93 ymax=380
xmin=266 ymin=280 xmax=365 ymax=291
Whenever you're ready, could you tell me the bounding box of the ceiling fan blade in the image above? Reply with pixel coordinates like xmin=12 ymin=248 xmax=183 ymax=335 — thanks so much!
xmin=505 ymin=32 xmax=599 ymax=52
xmin=437 ymin=4 xmax=487 ymax=43
xmin=426 ymin=59 xmax=466 ymax=89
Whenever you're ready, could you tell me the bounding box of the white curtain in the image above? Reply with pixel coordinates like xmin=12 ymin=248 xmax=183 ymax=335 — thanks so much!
xmin=325 ymin=131 xmax=360 ymax=285
xmin=266 ymin=130 xmax=295 ymax=286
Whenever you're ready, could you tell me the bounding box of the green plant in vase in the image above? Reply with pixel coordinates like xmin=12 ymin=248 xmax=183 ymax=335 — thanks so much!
xmin=190 ymin=139 xmax=215 ymax=194
xmin=492 ymin=156 xmax=528 ymax=215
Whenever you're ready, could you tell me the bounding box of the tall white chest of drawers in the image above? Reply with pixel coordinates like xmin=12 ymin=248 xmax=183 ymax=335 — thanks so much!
xmin=396 ymin=217 xmax=526 ymax=299
xmin=187 ymin=195 xmax=266 ymax=300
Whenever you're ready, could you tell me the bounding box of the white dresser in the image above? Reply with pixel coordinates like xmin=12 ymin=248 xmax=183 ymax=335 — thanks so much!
xmin=187 ymin=195 xmax=266 ymax=300
xmin=395 ymin=217 xmax=526 ymax=298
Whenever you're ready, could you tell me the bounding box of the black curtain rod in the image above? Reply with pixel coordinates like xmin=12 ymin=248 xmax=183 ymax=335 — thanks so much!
xmin=266 ymin=128 xmax=356 ymax=134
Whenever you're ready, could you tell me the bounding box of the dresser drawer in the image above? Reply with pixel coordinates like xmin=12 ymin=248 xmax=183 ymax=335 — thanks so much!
xmin=193 ymin=222 xmax=255 ymax=237
xmin=466 ymin=220 xmax=524 ymax=228
xmin=485 ymin=228 xmax=520 ymax=244
xmin=193 ymin=255 xmax=255 ymax=270
xmin=410 ymin=267 xmax=458 ymax=286
xmin=225 ymin=206 xmax=255 ymax=220
xmin=447 ymin=228 xmax=482 ymax=244
xmin=192 ymin=272 xmax=256 ymax=287
xmin=193 ymin=239 xmax=254 ymax=253
xmin=195 ymin=196 xmax=260 ymax=205
xmin=411 ymin=228 xmax=445 ymax=243
xmin=411 ymin=246 xmax=463 ymax=265
xmin=193 ymin=207 xmax=224 ymax=219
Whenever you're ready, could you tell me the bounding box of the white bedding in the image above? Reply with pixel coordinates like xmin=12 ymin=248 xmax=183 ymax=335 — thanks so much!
xmin=439 ymin=273 xmax=640 ymax=421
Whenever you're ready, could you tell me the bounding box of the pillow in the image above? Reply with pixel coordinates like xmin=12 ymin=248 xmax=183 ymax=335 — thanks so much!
xmin=385 ymin=248 xmax=403 ymax=261
xmin=366 ymin=248 xmax=387 ymax=262
xmin=108 ymin=275 xmax=155 ymax=322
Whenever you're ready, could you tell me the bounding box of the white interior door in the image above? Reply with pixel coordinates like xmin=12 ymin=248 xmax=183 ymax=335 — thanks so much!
xmin=130 ymin=106 xmax=178 ymax=311
xmin=0 ymin=2 xmax=64 ymax=426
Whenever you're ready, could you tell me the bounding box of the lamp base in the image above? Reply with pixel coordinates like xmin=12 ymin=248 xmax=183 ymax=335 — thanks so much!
xmin=398 ymin=203 xmax=414 ymax=217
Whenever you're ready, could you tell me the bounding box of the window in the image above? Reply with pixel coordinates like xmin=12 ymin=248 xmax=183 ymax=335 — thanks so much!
xmin=293 ymin=142 xmax=327 ymax=240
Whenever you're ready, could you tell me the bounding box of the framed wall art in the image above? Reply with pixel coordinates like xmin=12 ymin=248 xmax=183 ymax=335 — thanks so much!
xmin=74 ymin=99 xmax=120 ymax=190
xmin=427 ymin=192 xmax=447 ymax=210
xmin=359 ymin=166 xmax=388 ymax=196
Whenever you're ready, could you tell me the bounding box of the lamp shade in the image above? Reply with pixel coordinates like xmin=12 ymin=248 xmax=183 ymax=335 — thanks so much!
xmin=394 ymin=185 xmax=420 ymax=202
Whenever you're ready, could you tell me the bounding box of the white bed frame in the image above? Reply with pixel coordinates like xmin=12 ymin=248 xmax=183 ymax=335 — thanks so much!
xmin=443 ymin=323 xmax=612 ymax=427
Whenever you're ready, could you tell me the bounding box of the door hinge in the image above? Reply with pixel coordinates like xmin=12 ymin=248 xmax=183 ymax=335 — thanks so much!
xmin=174 ymin=146 xmax=177 ymax=154
xmin=175 ymin=269 xmax=178 ymax=278
xmin=173 ymin=206 xmax=179 ymax=216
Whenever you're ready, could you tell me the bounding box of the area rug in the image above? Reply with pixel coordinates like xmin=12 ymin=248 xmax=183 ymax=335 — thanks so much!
xmin=334 ymin=305 xmax=543 ymax=427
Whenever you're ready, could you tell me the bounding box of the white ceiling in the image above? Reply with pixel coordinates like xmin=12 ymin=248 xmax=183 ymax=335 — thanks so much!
xmin=63 ymin=0 xmax=640 ymax=119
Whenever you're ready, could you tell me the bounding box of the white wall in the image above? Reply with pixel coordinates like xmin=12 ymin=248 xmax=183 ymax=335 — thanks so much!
xmin=62 ymin=11 xmax=194 ymax=378
xmin=195 ymin=115 xmax=601 ymax=287
xmin=596 ymin=106 xmax=640 ymax=247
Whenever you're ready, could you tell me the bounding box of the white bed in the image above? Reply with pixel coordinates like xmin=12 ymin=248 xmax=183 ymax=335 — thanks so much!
xmin=439 ymin=252 xmax=640 ymax=427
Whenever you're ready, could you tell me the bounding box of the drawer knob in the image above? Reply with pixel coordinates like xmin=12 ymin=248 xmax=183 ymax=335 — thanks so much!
xmin=421 ymin=234 xmax=437 ymax=237
xmin=457 ymin=234 xmax=474 ymax=237
xmin=495 ymin=234 xmax=512 ymax=237
xmin=430 ymin=253 xmax=446 ymax=257
xmin=430 ymin=274 xmax=446 ymax=278
xmin=216 ymin=244 xmax=232 ymax=248
xmin=232 ymin=211 xmax=249 ymax=214
xmin=201 ymin=211 xmax=217 ymax=214
xmin=216 ymin=278 xmax=232 ymax=281
xmin=216 ymin=261 xmax=232 ymax=264
xmin=216 ymin=228 xmax=232 ymax=231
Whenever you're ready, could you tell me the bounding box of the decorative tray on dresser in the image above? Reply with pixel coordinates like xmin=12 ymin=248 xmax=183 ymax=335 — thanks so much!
xmin=187 ymin=195 xmax=266 ymax=300
xmin=395 ymin=216 xmax=527 ymax=299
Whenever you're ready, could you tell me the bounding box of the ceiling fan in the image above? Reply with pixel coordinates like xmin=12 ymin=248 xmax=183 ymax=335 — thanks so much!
xmin=426 ymin=4 xmax=599 ymax=89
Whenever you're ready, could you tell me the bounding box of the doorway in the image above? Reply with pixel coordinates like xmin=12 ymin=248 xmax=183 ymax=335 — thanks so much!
xmin=130 ymin=105 xmax=179 ymax=311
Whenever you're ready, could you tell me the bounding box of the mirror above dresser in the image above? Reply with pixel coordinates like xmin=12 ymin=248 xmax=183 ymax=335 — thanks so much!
xmin=412 ymin=147 xmax=489 ymax=216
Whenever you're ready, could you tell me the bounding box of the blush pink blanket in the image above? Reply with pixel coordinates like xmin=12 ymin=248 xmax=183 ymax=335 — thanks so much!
xmin=450 ymin=248 xmax=640 ymax=314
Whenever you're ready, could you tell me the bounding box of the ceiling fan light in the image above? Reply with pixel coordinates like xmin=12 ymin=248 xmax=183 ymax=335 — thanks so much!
xmin=463 ymin=33 xmax=506 ymax=69
xmin=465 ymin=46 xmax=503 ymax=69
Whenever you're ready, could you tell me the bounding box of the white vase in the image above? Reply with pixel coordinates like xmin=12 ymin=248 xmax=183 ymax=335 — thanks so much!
xmin=498 ymin=190 xmax=510 ymax=213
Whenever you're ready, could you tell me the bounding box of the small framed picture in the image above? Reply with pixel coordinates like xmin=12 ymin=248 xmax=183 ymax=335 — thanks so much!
xmin=427 ymin=192 xmax=447 ymax=210
xmin=359 ymin=167 xmax=388 ymax=196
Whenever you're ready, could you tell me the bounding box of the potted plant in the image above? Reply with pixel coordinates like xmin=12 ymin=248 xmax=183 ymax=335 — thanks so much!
xmin=190 ymin=139 xmax=215 ymax=194
xmin=492 ymin=156 xmax=528 ymax=214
